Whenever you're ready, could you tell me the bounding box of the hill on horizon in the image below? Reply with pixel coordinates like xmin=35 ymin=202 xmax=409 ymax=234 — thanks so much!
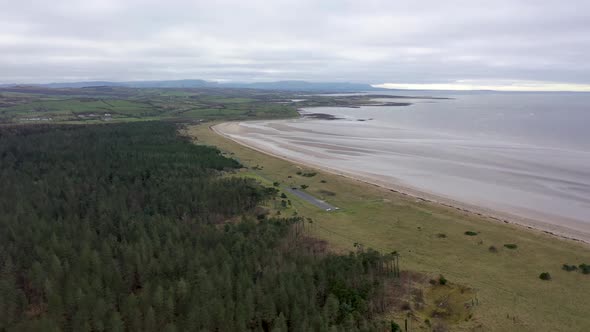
xmin=0 ymin=79 xmax=384 ymax=92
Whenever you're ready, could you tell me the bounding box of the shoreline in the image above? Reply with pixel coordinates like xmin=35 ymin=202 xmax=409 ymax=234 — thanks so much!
xmin=212 ymin=121 xmax=590 ymax=246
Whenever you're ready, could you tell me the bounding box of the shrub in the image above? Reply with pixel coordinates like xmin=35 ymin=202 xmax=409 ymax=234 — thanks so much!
xmin=320 ymin=180 xmax=327 ymax=183
xmin=562 ymin=263 xmax=590 ymax=274
xmin=503 ymin=244 xmax=518 ymax=249
xmin=488 ymin=246 xmax=498 ymax=253
xmin=280 ymin=193 xmax=287 ymax=199
xmin=562 ymin=264 xmax=578 ymax=272
xmin=539 ymin=272 xmax=551 ymax=280
xmin=300 ymin=184 xmax=309 ymax=189
xmin=264 ymin=187 xmax=279 ymax=196
xmin=438 ymin=275 xmax=448 ymax=285
xmin=436 ymin=233 xmax=447 ymax=238
xmin=273 ymin=181 xmax=280 ymax=187
xmin=464 ymin=231 xmax=478 ymax=236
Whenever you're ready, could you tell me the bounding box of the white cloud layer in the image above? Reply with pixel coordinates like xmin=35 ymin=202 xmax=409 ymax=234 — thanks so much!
xmin=1 ymin=0 xmax=590 ymax=90
xmin=375 ymin=81 xmax=590 ymax=92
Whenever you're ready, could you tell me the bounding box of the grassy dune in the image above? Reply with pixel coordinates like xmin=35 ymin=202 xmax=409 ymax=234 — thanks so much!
xmin=188 ymin=123 xmax=590 ymax=332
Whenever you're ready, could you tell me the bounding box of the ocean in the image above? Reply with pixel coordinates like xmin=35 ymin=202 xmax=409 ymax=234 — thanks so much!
xmin=222 ymin=92 xmax=590 ymax=239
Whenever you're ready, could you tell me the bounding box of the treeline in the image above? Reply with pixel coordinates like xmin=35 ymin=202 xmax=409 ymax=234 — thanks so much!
xmin=0 ymin=122 xmax=396 ymax=331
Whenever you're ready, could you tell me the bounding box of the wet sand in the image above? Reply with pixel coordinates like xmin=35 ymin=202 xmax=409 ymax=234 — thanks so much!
xmin=213 ymin=120 xmax=590 ymax=244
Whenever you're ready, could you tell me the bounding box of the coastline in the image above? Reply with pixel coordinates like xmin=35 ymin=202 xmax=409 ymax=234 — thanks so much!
xmin=212 ymin=121 xmax=590 ymax=245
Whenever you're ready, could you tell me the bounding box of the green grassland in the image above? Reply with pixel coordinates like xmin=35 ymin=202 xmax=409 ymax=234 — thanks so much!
xmin=0 ymin=87 xmax=414 ymax=124
xmin=0 ymin=87 xmax=301 ymax=123
xmin=0 ymin=99 xmax=154 ymax=121
xmin=187 ymin=123 xmax=590 ymax=332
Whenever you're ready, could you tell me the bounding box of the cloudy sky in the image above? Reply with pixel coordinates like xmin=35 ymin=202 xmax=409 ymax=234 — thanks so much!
xmin=1 ymin=0 xmax=590 ymax=90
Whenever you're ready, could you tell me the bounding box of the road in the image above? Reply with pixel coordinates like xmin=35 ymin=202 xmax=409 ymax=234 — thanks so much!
xmin=283 ymin=186 xmax=338 ymax=211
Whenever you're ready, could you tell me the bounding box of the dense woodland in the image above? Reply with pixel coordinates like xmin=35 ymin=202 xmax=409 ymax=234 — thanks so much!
xmin=0 ymin=122 xmax=398 ymax=331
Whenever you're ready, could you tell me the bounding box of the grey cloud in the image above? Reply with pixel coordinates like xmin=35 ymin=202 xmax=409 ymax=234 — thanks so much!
xmin=1 ymin=0 xmax=589 ymax=85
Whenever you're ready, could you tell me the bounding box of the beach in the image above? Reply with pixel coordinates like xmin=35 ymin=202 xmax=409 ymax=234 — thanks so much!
xmin=213 ymin=118 xmax=590 ymax=244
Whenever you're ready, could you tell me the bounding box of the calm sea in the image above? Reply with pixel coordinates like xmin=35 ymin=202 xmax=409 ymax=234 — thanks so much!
xmin=242 ymin=92 xmax=590 ymax=235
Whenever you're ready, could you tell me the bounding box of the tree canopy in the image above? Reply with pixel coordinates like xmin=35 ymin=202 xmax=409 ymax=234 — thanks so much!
xmin=0 ymin=122 xmax=396 ymax=331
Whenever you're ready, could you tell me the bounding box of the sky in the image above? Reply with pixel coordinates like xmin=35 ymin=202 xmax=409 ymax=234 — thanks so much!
xmin=1 ymin=0 xmax=590 ymax=91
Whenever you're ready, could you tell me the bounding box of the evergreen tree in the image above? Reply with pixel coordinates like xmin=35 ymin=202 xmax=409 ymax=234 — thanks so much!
xmin=0 ymin=122 xmax=399 ymax=331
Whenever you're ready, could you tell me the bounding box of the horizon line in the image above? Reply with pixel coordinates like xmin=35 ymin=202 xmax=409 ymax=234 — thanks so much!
xmin=2 ymin=78 xmax=590 ymax=93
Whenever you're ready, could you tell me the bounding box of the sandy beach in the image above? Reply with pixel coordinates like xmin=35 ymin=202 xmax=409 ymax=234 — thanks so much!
xmin=213 ymin=120 xmax=590 ymax=244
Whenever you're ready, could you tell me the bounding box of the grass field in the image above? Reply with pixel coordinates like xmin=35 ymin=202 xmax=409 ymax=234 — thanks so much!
xmin=188 ymin=123 xmax=590 ymax=332
xmin=0 ymin=88 xmax=301 ymax=123
xmin=0 ymin=87 xmax=417 ymax=124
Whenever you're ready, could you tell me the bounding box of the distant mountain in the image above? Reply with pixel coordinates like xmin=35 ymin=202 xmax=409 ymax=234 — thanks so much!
xmin=127 ymin=79 xmax=214 ymax=88
xmin=40 ymin=81 xmax=126 ymax=88
xmin=0 ymin=79 xmax=382 ymax=92
xmin=222 ymin=80 xmax=382 ymax=92
xmin=34 ymin=79 xmax=213 ymax=89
